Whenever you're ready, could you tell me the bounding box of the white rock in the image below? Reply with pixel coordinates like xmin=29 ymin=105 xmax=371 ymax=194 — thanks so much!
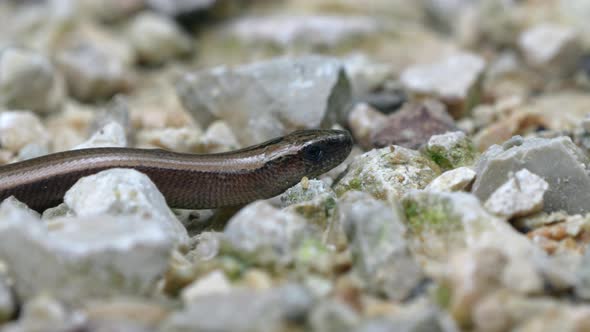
xmin=0 ymin=48 xmax=65 ymax=113
xmin=484 ymin=169 xmax=549 ymax=218
xmin=223 ymin=201 xmax=307 ymax=265
xmin=228 ymin=15 xmax=378 ymax=48
xmin=181 ymin=270 xmax=231 ymax=304
xmin=518 ymin=24 xmax=582 ymax=76
xmin=0 ymin=199 xmax=174 ymax=304
xmin=73 ymin=121 xmax=127 ymax=149
xmin=1 ymin=295 xmax=84 ymax=331
xmin=334 ymin=145 xmax=440 ymax=204
xmin=64 ymin=169 xmax=188 ymax=244
xmin=57 ymin=42 xmax=131 ymax=101
xmin=128 ymin=12 xmax=192 ymax=64
xmin=197 ymin=120 xmax=240 ymax=153
xmin=426 ymin=167 xmax=476 ymax=192
xmin=136 ymin=126 xmax=201 ymax=152
xmin=347 ymin=102 xmax=387 ymax=149
xmin=0 ymin=273 xmax=15 ymax=323
xmin=400 ymin=52 xmax=485 ymax=100
xmin=0 ymin=111 xmax=50 ymax=153
xmin=177 ymin=55 xmax=351 ymax=146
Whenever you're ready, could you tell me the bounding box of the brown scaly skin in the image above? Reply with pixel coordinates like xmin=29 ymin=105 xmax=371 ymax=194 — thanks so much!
xmin=0 ymin=129 xmax=353 ymax=211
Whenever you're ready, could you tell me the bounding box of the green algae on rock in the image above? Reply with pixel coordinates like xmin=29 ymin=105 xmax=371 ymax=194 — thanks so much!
xmin=334 ymin=145 xmax=440 ymax=204
xmin=425 ymin=131 xmax=476 ymax=171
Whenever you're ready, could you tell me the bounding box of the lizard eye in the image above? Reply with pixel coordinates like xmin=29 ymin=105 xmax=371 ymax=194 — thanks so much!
xmin=303 ymin=144 xmax=324 ymax=162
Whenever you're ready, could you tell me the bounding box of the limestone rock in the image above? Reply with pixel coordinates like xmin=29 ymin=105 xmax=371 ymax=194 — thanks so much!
xmin=425 ymin=131 xmax=476 ymax=170
xmin=64 ymin=168 xmax=189 ymax=244
xmin=473 ymin=136 xmax=590 ymax=214
xmin=426 ymin=167 xmax=476 ymax=192
xmin=177 ymin=55 xmax=352 ymax=146
xmin=484 ymin=169 xmax=549 ymax=219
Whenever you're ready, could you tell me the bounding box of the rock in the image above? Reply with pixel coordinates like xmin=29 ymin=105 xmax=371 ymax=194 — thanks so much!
xmin=195 ymin=120 xmax=240 ymax=153
xmin=426 ymin=167 xmax=476 ymax=192
xmin=402 ymin=191 xmax=544 ymax=293
xmin=147 ymin=0 xmax=217 ymax=16
xmin=355 ymin=302 xmax=457 ymax=332
xmin=0 ymin=48 xmax=65 ymax=114
xmin=280 ymin=180 xmax=342 ymax=247
xmin=339 ymin=191 xmax=424 ymax=301
xmin=334 ymin=145 xmax=440 ymax=204
xmin=181 ymin=270 xmax=231 ymax=304
xmin=575 ymin=245 xmax=590 ymax=300
xmin=223 ymin=201 xmax=308 ymax=266
xmin=136 ymin=126 xmax=202 ymax=152
xmin=1 ymin=295 xmax=85 ymax=332
xmin=0 ymin=111 xmax=50 ymax=156
xmin=57 ymin=42 xmax=132 ymax=101
xmin=0 ymin=272 xmax=15 ymax=323
xmin=472 ymin=136 xmax=590 ymax=214
xmin=342 ymin=54 xmax=397 ymax=98
xmin=400 ymin=52 xmax=486 ymax=116
xmin=227 ymin=15 xmax=379 ymax=49
xmin=308 ymin=299 xmax=360 ymax=332
xmin=484 ymin=169 xmax=549 ymax=219
xmin=127 ymin=12 xmax=192 ymax=65
xmin=0 ymin=199 xmax=174 ymax=304
xmin=425 ymin=131 xmax=476 ymax=170
xmin=161 ymin=285 xmax=314 ymax=332
xmin=73 ymin=121 xmax=127 ymax=149
xmin=177 ymin=55 xmax=352 ymax=146
xmin=518 ymin=24 xmax=582 ymax=77
xmin=83 ymin=297 xmax=170 ymax=328
xmin=371 ymin=100 xmax=458 ymax=150
xmin=63 ymin=168 xmax=189 ymax=244
xmin=347 ymin=102 xmax=387 ymax=150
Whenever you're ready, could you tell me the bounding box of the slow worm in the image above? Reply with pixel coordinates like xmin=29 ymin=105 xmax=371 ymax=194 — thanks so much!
xmin=0 ymin=129 xmax=353 ymax=211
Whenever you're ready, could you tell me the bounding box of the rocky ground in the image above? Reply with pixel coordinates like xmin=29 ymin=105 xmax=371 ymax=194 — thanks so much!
xmin=0 ymin=0 xmax=589 ymax=331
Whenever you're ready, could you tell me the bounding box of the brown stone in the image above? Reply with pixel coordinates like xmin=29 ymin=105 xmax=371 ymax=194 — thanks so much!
xmin=370 ymin=100 xmax=458 ymax=149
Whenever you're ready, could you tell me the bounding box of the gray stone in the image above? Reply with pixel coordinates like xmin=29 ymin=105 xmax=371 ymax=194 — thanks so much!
xmin=308 ymin=299 xmax=360 ymax=332
xmin=472 ymin=136 xmax=590 ymax=214
xmin=518 ymin=23 xmax=582 ymax=77
xmin=161 ymin=285 xmax=313 ymax=332
xmin=348 ymin=102 xmax=387 ymax=149
xmin=0 ymin=271 xmax=15 ymax=323
xmin=355 ymin=304 xmax=456 ymax=332
xmin=334 ymin=145 xmax=440 ymax=204
xmin=575 ymin=245 xmax=590 ymax=300
xmin=0 ymin=48 xmax=65 ymax=114
xmin=223 ymin=201 xmax=307 ymax=265
xmin=0 ymin=199 xmax=174 ymax=304
xmin=400 ymin=52 xmax=485 ymax=115
xmin=177 ymin=55 xmax=352 ymax=146
xmin=57 ymin=42 xmax=132 ymax=101
xmin=484 ymin=169 xmax=549 ymax=218
xmin=1 ymin=295 xmax=85 ymax=332
xmin=339 ymin=191 xmax=423 ymax=301
xmin=63 ymin=169 xmax=189 ymax=244
xmin=127 ymin=12 xmax=192 ymax=65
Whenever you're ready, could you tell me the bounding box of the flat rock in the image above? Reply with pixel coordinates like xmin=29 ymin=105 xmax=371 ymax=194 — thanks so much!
xmin=472 ymin=136 xmax=590 ymax=214
xmin=0 ymin=48 xmax=65 ymax=113
xmin=339 ymin=191 xmax=424 ymax=300
xmin=371 ymin=100 xmax=458 ymax=150
xmin=0 ymin=198 xmax=174 ymax=304
xmin=63 ymin=168 xmax=189 ymax=244
xmin=334 ymin=144 xmax=440 ymax=204
xmin=400 ymin=52 xmax=485 ymax=116
xmin=176 ymin=55 xmax=352 ymax=146
xmin=484 ymin=169 xmax=549 ymax=219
